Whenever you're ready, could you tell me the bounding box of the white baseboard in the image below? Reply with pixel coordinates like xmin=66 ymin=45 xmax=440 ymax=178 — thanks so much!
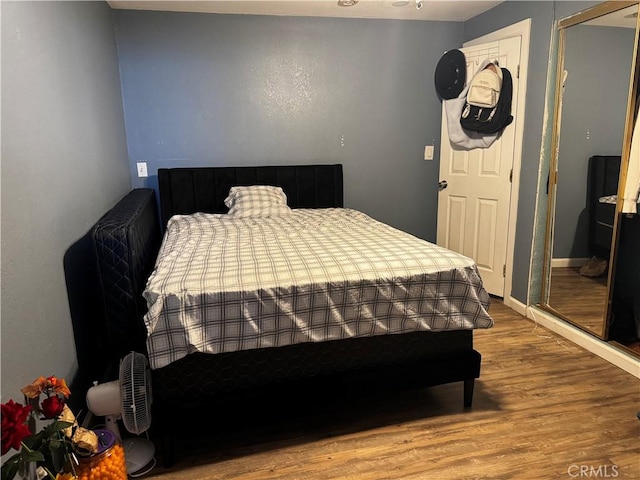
xmin=503 ymin=295 xmax=527 ymax=316
xmin=551 ymin=257 xmax=590 ymax=268
xmin=527 ymin=306 xmax=640 ymax=378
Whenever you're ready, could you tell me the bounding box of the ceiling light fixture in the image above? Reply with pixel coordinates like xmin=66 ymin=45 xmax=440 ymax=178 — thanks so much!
xmin=391 ymin=0 xmax=410 ymax=6
xmin=415 ymin=0 xmax=423 ymax=10
xmin=337 ymin=0 xmax=358 ymax=6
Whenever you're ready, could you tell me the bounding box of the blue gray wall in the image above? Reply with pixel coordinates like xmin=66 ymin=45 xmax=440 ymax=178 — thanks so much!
xmin=114 ymin=11 xmax=463 ymax=241
xmin=1 ymin=2 xmax=130 ymax=404
xmin=117 ymin=3 xmax=606 ymax=305
xmin=553 ymin=25 xmax=634 ymax=259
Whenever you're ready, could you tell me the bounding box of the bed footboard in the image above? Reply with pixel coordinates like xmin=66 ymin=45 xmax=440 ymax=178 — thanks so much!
xmin=152 ymin=342 xmax=481 ymax=467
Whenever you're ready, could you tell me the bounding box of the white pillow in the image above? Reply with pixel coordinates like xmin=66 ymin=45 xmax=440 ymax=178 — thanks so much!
xmin=224 ymin=185 xmax=291 ymax=218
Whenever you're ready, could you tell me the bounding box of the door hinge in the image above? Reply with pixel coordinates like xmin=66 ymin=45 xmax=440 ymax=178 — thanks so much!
xmin=503 ymin=265 xmax=506 ymax=277
xmin=509 ymin=169 xmax=513 ymax=182
xmin=517 ymin=64 xmax=520 ymax=79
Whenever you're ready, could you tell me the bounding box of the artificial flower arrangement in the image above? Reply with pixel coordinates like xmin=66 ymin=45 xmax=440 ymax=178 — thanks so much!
xmin=1 ymin=376 xmax=98 ymax=480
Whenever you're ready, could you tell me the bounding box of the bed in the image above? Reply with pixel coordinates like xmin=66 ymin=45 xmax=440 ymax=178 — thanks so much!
xmin=92 ymin=164 xmax=492 ymax=466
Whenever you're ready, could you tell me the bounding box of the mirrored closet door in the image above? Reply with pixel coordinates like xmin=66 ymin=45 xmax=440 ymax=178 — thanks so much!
xmin=540 ymin=1 xmax=639 ymax=339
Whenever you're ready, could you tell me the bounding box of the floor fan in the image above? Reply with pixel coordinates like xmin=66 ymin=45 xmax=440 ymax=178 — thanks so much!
xmin=86 ymin=351 xmax=156 ymax=476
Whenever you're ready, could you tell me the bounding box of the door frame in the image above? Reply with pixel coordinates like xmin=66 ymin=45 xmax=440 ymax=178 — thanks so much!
xmin=464 ymin=19 xmax=531 ymax=314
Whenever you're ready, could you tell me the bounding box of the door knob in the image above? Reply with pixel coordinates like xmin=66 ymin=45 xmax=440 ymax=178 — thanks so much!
xmin=438 ymin=180 xmax=448 ymax=191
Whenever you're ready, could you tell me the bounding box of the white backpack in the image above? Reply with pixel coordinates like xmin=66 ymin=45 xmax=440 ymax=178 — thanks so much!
xmin=466 ymin=62 xmax=502 ymax=108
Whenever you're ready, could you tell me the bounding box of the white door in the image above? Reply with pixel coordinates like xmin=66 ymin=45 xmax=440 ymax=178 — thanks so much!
xmin=437 ymin=37 xmax=521 ymax=297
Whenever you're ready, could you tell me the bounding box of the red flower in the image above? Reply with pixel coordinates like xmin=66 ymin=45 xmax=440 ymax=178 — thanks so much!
xmin=40 ymin=396 xmax=65 ymax=419
xmin=1 ymin=400 xmax=32 ymax=455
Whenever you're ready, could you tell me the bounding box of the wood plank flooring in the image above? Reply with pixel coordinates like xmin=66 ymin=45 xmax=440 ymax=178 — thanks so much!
xmin=547 ymin=267 xmax=608 ymax=336
xmin=142 ymin=300 xmax=640 ymax=480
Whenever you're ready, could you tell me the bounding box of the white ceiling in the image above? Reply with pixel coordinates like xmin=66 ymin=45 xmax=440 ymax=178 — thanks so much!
xmin=107 ymin=0 xmax=505 ymax=22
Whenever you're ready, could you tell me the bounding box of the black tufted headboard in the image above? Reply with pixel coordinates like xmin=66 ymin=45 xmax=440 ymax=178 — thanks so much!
xmin=158 ymin=164 xmax=343 ymax=227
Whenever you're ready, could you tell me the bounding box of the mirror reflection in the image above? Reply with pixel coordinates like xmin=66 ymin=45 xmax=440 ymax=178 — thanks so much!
xmin=544 ymin=4 xmax=637 ymax=338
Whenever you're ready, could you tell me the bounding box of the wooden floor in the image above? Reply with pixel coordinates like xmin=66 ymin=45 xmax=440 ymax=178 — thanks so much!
xmin=143 ymin=301 xmax=640 ymax=480
xmin=547 ymin=267 xmax=608 ymax=336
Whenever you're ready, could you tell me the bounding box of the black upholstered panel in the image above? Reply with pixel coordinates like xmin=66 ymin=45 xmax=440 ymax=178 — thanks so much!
xmin=158 ymin=164 xmax=343 ymax=227
xmin=588 ymin=156 xmax=621 ymax=259
xmin=92 ymin=189 xmax=162 ymax=363
xmin=152 ymin=330 xmax=477 ymax=402
xmin=589 ymin=155 xmax=621 ymax=198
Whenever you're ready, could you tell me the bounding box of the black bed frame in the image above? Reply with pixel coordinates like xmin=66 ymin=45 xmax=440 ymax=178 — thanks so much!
xmin=92 ymin=164 xmax=482 ymax=466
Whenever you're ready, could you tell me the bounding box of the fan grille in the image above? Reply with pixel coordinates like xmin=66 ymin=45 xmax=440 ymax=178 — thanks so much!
xmin=120 ymin=351 xmax=153 ymax=434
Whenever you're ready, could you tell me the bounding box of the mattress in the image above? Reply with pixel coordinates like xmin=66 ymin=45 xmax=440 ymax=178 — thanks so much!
xmin=92 ymin=188 xmax=162 ymax=363
xmin=143 ymin=208 xmax=493 ymax=370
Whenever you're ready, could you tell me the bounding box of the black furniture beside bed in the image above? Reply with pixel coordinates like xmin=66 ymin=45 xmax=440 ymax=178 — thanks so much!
xmin=92 ymin=164 xmax=488 ymax=467
xmin=587 ymin=155 xmax=621 ymax=261
xmin=92 ymin=188 xmax=162 ymax=360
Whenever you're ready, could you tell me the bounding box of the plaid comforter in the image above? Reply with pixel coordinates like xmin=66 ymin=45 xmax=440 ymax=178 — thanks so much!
xmin=143 ymin=209 xmax=493 ymax=370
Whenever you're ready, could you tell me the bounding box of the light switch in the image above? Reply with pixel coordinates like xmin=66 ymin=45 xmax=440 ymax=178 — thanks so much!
xmin=424 ymin=145 xmax=434 ymax=161
xmin=136 ymin=162 xmax=148 ymax=178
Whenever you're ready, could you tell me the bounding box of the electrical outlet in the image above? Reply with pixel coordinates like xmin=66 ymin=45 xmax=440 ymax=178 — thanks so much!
xmin=136 ymin=162 xmax=148 ymax=178
xmin=424 ymin=145 xmax=434 ymax=161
